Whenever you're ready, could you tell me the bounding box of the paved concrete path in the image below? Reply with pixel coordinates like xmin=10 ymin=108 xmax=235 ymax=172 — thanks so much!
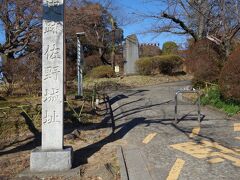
xmin=110 ymin=81 xmax=240 ymax=180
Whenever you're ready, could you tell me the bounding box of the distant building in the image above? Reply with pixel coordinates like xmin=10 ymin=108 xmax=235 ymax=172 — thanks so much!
xmin=139 ymin=44 xmax=162 ymax=57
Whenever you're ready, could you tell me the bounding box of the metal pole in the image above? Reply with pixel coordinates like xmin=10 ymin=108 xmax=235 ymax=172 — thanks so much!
xmin=197 ymin=92 xmax=201 ymax=123
xmin=174 ymin=90 xmax=202 ymax=124
xmin=174 ymin=91 xmax=178 ymax=123
xmin=110 ymin=17 xmax=115 ymax=70
xmin=77 ymin=36 xmax=83 ymax=97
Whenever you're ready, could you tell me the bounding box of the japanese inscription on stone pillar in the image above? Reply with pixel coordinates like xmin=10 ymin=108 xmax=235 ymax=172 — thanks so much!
xmin=42 ymin=0 xmax=64 ymax=150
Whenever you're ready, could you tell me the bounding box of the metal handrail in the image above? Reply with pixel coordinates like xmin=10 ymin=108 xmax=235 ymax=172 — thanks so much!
xmin=174 ymin=90 xmax=201 ymax=123
xmin=65 ymin=100 xmax=85 ymax=122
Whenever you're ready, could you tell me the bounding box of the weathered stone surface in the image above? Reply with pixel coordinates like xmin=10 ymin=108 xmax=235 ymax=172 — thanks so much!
xmin=124 ymin=34 xmax=139 ymax=75
xmin=41 ymin=0 xmax=65 ymax=150
xmin=30 ymin=147 xmax=73 ymax=172
xmin=30 ymin=0 xmax=73 ymax=173
xmin=18 ymin=167 xmax=80 ymax=179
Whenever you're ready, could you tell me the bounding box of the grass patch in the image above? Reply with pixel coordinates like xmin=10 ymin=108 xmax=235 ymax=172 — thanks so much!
xmin=84 ymin=74 xmax=192 ymax=90
xmin=201 ymin=86 xmax=240 ymax=116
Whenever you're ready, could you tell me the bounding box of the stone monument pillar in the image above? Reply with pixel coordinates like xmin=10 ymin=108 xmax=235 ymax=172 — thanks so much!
xmin=123 ymin=34 xmax=139 ymax=75
xmin=30 ymin=0 xmax=72 ymax=172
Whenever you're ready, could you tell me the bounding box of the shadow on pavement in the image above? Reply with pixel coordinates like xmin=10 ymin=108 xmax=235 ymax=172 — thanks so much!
xmin=72 ymin=114 xmax=216 ymax=169
xmin=73 ymin=117 xmax=147 ymax=167
xmin=72 ymin=95 xmax=204 ymax=168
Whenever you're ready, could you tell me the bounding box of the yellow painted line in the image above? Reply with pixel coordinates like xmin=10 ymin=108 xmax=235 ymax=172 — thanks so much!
xmin=170 ymin=140 xmax=240 ymax=167
xmin=235 ymin=137 xmax=240 ymax=140
xmin=189 ymin=127 xmax=201 ymax=138
xmin=166 ymin=158 xmax=185 ymax=180
xmin=201 ymin=140 xmax=239 ymax=156
xmin=234 ymin=123 xmax=240 ymax=131
xmin=234 ymin=148 xmax=240 ymax=152
xmin=170 ymin=142 xmax=212 ymax=159
xmin=208 ymin=158 xmax=225 ymax=164
xmin=142 ymin=133 xmax=157 ymax=144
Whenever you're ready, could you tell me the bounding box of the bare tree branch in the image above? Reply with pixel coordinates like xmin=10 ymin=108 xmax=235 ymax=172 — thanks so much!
xmin=162 ymin=12 xmax=198 ymax=41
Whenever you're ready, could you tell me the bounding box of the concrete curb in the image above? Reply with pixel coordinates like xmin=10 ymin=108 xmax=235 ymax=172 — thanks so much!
xmin=110 ymin=94 xmax=130 ymax=180
xmin=117 ymin=146 xmax=129 ymax=180
xmin=113 ymin=99 xmax=129 ymax=180
xmin=111 ymin=94 xmax=153 ymax=180
xmin=121 ymin=148 xmax=153 ymax=180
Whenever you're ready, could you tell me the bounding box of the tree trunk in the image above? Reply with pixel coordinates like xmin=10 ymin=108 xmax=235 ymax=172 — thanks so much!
xmin=198 ymin=0 xmax=208 ymax=39
xmin=223 ymin=40 xmax=231 ymax=58
xmin=98 ymin=47 xmax=102 ymax=56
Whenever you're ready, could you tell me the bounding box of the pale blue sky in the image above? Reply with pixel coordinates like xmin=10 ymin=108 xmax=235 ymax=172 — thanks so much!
xmin=115 ymin=0 xmax=188 ymax=48
xmin=0 ymin=0 xmax=188 ymax=48
xmin=0 ymin=22 xmax=5 ymax=44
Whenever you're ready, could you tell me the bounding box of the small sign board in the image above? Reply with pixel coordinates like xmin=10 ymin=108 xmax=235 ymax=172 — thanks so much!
xmin=115 ymin=65 xmax=120 ymax=73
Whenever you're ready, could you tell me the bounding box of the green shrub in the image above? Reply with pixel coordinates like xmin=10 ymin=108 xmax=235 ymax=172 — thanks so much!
xmin=135 ymin=57 xmax=157 ymax=75
xmin=153 ymin=55 xmax=183 ymax=75
xmin=201 ymin=86 xmax=240 ymax=116
xmin=89 ymin=65 xmax=115 ymax=78
xmin=135 ymin=55 xmax=183 ymax=75
xmin=162 ymin=41 xmax=178 ymax=55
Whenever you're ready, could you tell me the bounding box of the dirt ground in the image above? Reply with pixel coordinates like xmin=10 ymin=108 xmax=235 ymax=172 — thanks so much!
xmin=84 ymin=74 xmax=193 ymax=91
xmin=0 ymin=132 xmax=122 ymax=180
xmin=0 ymin=101 xmax=123 ymax=180
xmin=0 ymin=127 xmax=123 ymax=180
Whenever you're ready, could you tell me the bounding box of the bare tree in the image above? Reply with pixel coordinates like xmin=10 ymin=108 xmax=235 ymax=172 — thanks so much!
xmin=65 ymin=0 xmax=123 ymax=65
xmin=140 ymin=0 xmax=240 ymax=57
xmin=0 ymin=0 xmax=42 ymax=58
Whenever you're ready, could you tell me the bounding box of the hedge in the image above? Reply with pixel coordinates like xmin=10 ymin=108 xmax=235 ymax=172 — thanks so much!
xmin=89 ymin=65 xmax=115 ymax=78
xmin=219 ymin=47 xmax=240 ymax=102
xmin=136 ymin=55 xmax=184 ymax=75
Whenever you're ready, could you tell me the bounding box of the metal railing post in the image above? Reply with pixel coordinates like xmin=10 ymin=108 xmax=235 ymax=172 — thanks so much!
xmin=197 ymin=91 xmax=201 ymax=122
xmin=174 ymin=90 xmax=201 ymax=123
xmin=174 ymin=91 xmax=179 ymax=123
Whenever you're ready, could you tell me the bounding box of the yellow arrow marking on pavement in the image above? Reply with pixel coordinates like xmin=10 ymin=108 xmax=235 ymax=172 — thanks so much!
xmin=142 ymin=133 xmax=157 ymax=144
xmin=170 ymin=140 xmax=240 ymax=167
xmin=166 ymin=158 xmax=185 ymax=180
xmin=234 ymin=148 xmax=240 ymax=152
xmin=234 ymin=123 xmax=240 ymax=131
xmin=189 ymin=127 xmax=201 ymax=138
xmin=207 ymin=158 xmax=225 ymax=164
